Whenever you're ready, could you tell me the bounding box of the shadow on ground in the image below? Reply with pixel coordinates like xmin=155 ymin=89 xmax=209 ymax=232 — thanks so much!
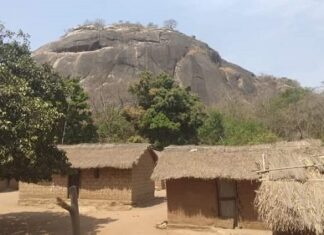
xmin=0 ymin=211 xmax=116 ymax=235
xmin=135 ymin=195 xmax=166 ymax=208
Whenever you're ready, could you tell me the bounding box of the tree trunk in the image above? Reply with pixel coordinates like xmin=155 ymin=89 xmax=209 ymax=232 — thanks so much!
xmin=57 ymin=186 xmax=80 ymax=235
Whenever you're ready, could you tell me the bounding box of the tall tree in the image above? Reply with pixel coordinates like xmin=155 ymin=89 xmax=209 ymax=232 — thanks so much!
xmin=0 ymin=25 xmax=69 ymax=182
xmin=129 ymin=72 xmax=205 ymax=149
xmin=60 ymin=79 xmax=98 ymax=144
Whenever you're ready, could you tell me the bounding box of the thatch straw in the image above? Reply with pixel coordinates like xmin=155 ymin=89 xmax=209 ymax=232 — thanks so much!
xmin=255 ymin=176 xmax=324 ymax=234
xmin=59 ymin=143 xmax=155 ymax=169
xmin=152 ymin=140 xmax=324 ymax=181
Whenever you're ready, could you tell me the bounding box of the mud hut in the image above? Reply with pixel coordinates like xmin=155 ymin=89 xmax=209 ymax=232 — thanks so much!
xmin=152 ymin=140 xmax=324 ymax=234
xmin=19 ymin=144 xmax=157 ymax=207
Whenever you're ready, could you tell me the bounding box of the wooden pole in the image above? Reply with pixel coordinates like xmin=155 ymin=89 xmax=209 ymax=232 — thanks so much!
xmin=255 ymin=164 xmax=324 ymax=174
xmin=57 ymin=186 xmax=80 ymax=235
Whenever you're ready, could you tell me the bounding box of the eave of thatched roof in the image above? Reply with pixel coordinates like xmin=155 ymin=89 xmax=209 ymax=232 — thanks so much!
xmin=59 ymin=143 xmax=155 ymax=169
xmin=152 ymin=140 xmax=324 ymax=181
xmin=255 ymin=178 xmax=324 ymax=233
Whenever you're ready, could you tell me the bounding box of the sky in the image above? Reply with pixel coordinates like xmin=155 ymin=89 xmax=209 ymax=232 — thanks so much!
xmin=1 ymin=0 xmax=324 ymax=88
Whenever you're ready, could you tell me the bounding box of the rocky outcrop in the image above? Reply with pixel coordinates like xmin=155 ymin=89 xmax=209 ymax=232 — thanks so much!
xmin=33 ymin=24 xmax=296 ymax=107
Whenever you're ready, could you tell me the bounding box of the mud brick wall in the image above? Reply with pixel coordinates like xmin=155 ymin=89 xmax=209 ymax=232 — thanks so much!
xmin=166 ymin=178 xmax=267 ymax=230
xmin=166 ymin=178 xmax=226 ymax=227
xmin=0 ymin=179 xmax=7 ymax=191
xmin=131 ymin=151 xmax=155 ymax=204
xmin=19 ymin=175 xmax=67 ymax=201
xmin=237 ymin=180 xmax=267 ymax=230
xmin=79 ymin=168 xmax=132 ymax=203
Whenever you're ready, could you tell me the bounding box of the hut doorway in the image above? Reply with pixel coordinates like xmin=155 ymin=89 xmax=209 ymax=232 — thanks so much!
xmin=217 ymin=180 xmax=238 ymax=228
xmin=68 ymin=170 xmax=80 ymax=198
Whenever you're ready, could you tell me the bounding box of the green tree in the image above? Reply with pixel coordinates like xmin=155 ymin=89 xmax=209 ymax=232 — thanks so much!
xmin=60 ymin=79 xmax=98 ymax=144
xmin=0 ymin=25 xmax=69 ymax=182
xmin=95 ymin=105 xmax=135 ymax=143
xmin=0 ymin=24 xmax=98 ymax=145
xmin=198 ymin=110 xmax=224 ymax=145
xmin=129 ymin=72 xmax=206 ymax=149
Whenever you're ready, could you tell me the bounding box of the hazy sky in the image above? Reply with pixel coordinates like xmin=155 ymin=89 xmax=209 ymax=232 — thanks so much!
xmin=2 ymin=0 xmax=324 ymax=87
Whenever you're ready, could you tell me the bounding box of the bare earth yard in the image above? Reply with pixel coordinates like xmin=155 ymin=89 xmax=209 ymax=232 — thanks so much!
xmin=0 ymin=190 xmax=271 ymax=235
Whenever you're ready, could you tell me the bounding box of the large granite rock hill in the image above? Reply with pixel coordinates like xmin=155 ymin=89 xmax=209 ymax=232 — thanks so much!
xmin=33 ymin=24 xmax=296 ymax=107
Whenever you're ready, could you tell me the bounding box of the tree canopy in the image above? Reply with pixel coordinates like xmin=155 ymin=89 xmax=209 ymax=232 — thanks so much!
xmin=60 ymin=79 xmax=98 ymax=144
xmin=198 ymin=110 xmax=224 ymax=145
xmin=129 ymin=72 xmax=205 ymax=149
xmin=0 ymin=25 xmax=69 ymax=182
xmin=0 ymin=25 xmax=98 ymax=182
xmin=257 ymin=87 xmax=324 ymax=140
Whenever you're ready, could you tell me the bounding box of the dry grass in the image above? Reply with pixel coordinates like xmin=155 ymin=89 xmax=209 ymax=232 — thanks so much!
xmin=255 ymin=177 xmax=324 ymax=234
xmin=59 ymin=144 xmax=157 ymax=169
xmin=152 ymin=140 xmax=324 ymax=181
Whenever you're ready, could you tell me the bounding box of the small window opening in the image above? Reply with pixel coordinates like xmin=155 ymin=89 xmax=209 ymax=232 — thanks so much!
xmin=94 ymin=168 xmax=100 ymax=178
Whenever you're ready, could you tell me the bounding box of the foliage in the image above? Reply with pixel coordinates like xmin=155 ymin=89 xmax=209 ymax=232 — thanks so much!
xmin=60 ymin=79 xmax=98 ymax=144
xmin=95 ymin=105 xmax=135 ymax=143
xmin=147 ymin=22 xmax=158 ymax=28
xmin=198 ymin=110 xmax=224 ymax=145
xmin=163 ymin=19 xmax=177 ymax=30
xmin=83 ymin=18 xmax=106 ymax=29
xmin=127 ymin=135 xmax=147 ymax=143
xmin=0 ymin=25 xmax=69 ymax=182
xmin=129 ymin=72 xmax=206 ymax=149
xmin=258 ymin=88 xmax=324 ymax=140
xmin=221 ymin=116 xmax=278 ymax=145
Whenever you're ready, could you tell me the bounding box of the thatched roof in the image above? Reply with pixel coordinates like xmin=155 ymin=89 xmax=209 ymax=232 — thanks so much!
xmin=152 ymin=140 xmax=324 ymax=233
xmin=152 ymin=140 xmax=324 ymax=181
xmin=255 ymin=178 xmax=324 ymax=234
xmin=59 ymin=143 xmax=156 ymax=169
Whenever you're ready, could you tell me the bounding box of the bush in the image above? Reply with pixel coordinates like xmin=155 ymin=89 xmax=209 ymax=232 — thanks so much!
xmin=95 ymin=106 xmax=135 ymax=143
xmin=221 ymin=116 xmax=278 ymax=145
xmin=198 ymin=110 xmax=224 ymax=145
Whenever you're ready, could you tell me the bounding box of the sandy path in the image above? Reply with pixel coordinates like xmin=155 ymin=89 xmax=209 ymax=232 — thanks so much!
xmin=0 ymin=190 xmax=271 ymax=235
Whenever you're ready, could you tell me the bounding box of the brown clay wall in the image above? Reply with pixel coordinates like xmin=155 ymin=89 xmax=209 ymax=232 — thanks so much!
xmin=79 ymin=168 xmax=132 ymax=204
xmin=8 ymin=178 xmax=18 ymax=190
xmin=131 ymin=151 xmax=155 ymax=204
xmin=19 ymin=175 xmax=67 ymax=203
xmin=0 ymin=179 xmax=18 ymax=191
xmin=166 ymin=178 xmax=234 ymax=228
xmin=237 ymin=180 xmax=267 ymax=229
xmin=0 ymin=179 xmax=7 ymax=191
xmin=274 ymin=230 xmax=315 ymax=235
xmin=166 ymin=178 xmax=269 ymax=230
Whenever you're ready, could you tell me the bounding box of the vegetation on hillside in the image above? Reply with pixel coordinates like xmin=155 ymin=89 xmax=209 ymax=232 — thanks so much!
xmin=257 ymin=87 xmax=324 ymax=141
xmin=60 ymin=79 xmax=98 ymax=144
xmin=128 ymin=72 xmax=206 ymax=149
xmin=2 ymin=24 xmax=323 ymax=159
xmin=95 ymin=105 xmax=135 ymax=143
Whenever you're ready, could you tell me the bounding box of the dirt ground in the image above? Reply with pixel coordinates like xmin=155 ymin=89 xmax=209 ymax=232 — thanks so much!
xmin=0 ymin=190 xmax=272 ymax=235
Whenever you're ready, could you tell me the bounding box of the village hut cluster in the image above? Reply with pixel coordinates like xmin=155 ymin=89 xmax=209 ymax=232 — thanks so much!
xmin=17 ymin=140 xmax=324 ymax=234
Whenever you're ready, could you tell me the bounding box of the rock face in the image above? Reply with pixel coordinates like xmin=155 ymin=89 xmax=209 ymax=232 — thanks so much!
xmin=33 ymin=24 xmax=295 ymax=107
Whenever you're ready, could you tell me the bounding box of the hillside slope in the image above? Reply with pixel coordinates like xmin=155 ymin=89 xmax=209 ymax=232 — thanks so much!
xmin=33 ymin=24 xmax=296 ymax=107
